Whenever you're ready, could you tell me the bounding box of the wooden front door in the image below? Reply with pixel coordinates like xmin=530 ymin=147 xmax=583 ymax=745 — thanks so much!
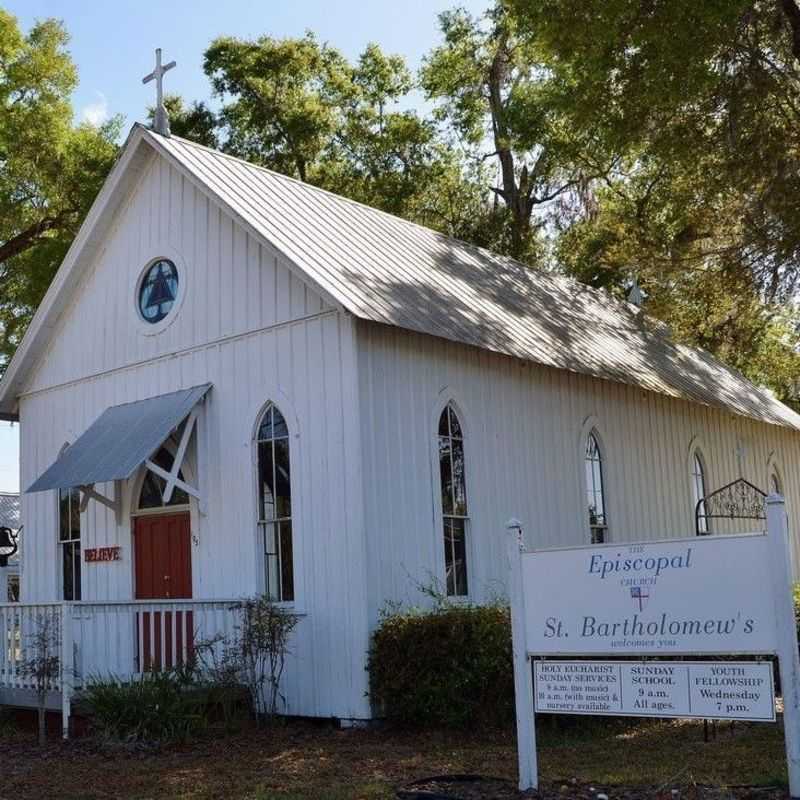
xmin=134 ymin=512 xmax=192 ymax=671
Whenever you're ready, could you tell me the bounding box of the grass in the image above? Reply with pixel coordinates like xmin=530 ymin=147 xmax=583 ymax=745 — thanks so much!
xmin=0 ymin=715 xmax=790 ymax=799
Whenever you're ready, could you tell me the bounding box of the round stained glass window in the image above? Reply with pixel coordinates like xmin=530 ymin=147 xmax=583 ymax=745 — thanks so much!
xmin=138 ymin=259 xmax=179 ymax=324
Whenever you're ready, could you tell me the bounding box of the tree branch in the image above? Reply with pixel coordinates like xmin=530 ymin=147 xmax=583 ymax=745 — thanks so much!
xmin=0 ymin=213 xmax=70 ymax=265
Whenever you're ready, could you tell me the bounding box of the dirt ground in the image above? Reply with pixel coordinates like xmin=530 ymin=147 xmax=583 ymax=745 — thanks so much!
xmin=0 ymin=716 xmax=791 ymax=800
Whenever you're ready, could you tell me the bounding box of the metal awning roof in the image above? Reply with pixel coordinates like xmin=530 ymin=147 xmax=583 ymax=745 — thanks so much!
xmin=26 ymin=384 xmax=211 ymax=493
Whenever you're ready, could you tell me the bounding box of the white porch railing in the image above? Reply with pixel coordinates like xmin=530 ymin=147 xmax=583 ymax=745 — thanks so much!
xmin=0 ymin=600 xmax=241 ymax=736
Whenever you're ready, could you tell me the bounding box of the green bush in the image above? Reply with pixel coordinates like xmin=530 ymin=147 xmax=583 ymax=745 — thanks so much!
xmin=368 ymin=603 xmax=513 ymax=727
xmin=80 ymin=670 xmax=210 ymax=743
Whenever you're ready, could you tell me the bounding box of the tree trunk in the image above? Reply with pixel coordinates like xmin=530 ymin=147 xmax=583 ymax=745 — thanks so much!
xmin=487 ymin=34 xmax=534 ymax=259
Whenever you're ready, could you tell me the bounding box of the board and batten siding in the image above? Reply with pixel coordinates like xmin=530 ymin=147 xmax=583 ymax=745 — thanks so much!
xmin=15 ymin=150 xmax=371 ymax=720
xmin=25 ymin=150 xmax=332 ymax=395
xmin=19 ymin=313 xmax=370 ymax=718
xmin=356 ymin=321 xmax=800 ymax=621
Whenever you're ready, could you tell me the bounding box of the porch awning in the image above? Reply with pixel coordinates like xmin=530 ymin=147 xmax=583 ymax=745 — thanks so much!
xmin=26 ymin=384 xmax=211 ymax=493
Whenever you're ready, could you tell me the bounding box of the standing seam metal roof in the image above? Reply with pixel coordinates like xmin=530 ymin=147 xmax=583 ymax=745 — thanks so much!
xmin=130 ymin=129 xmax=800 ymax=431
xmin=26 ymin=384 xmax=211 ymax=493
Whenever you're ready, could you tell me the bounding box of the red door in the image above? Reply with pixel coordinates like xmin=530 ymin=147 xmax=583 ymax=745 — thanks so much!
xmin=134 ymin=513 xmax=193 ymax=671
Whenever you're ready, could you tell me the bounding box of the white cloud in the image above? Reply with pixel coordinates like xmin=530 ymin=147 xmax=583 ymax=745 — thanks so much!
xmin=80 ymin=91 xmax=109 ymax=127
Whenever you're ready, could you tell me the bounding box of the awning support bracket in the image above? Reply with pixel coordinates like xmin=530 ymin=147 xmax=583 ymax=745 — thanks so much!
xmin=79 ymin=481 xmax=122 ymax=525
xmin=144 ymin=406 xmax=202 ymax=505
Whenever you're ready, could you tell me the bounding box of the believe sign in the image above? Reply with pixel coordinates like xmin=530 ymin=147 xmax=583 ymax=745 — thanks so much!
xmin=506 ymin=497 xmax=800 ymax=797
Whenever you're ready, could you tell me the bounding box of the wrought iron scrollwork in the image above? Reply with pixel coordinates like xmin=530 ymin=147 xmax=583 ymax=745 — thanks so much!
xmin=696 ymin=478 xmax=767 ymax=536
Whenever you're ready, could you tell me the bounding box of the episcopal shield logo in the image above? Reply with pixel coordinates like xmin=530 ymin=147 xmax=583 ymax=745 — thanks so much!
xmin=630 ymin=585 xmax=650 ymax=611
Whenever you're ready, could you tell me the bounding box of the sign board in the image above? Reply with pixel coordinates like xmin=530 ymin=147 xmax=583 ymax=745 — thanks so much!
xmin=505 ymin=498 xmax=800 ymax=796
xmin=522 ymin=535 xmax=776 ymax=655
xmin=84 ymin=546 xmax=122 ymax=563
xmin=533 ymin=660 xmax=775 ymax=722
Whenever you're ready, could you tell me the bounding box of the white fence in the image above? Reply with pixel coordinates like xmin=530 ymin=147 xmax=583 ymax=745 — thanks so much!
xmin=0 ymin=599 xmax=241 ymax=735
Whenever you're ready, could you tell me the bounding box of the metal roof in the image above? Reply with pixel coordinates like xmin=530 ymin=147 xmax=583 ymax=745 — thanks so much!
xmin=143 ymin=129 xmax=800 ymax=431
xmin=26 ymin=384 xmax=211 ymax=493
xmin=0 ymin=493 xmax=19 ymax=530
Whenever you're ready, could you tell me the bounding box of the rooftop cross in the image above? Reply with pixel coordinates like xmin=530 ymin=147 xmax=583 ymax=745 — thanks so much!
xmin=142 ymin=48 xmax=176 ymax=137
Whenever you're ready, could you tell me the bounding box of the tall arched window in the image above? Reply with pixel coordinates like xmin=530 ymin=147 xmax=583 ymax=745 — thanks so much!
xmin=692 ymin=450 xmax=709 ymax=535
xmin=439 ymin=404 xmax=468 ymax=596
xmin=256 ymin=403 xmax=293 ymax=602
xmin=585 ymin=432 xmax=608 ymax=543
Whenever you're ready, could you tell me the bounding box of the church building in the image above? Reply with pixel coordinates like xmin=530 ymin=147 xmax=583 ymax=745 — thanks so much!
xmin=0 ymin=120 xmax=798 ymax=722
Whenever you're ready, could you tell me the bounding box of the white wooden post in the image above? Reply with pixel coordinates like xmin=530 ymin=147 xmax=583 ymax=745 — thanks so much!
xmin=60 ymin=603 xmax=73 ymax=740
xmin=767 ymin=495 xmax=800 ymax=798
xmin=506 ymin=519 xmax=538 ymax=791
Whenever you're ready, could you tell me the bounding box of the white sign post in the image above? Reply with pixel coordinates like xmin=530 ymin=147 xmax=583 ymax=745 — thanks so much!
xmin=507 ymin=496 xmax=800 ymax=797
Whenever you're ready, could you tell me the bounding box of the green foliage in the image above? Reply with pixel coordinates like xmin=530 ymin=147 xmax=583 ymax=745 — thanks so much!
xmin=231 ymin=595 xmax=301 ymax=721
xmin=81 ymin=670 xmax=209 ymax=743
xmin=200 ymin=32 xmax=448 ymax=223
xmin=368 ymin=603 xmax=513 ymax=728
xmin=420 ymin=5 xmax=593 ymax=260
xmin=0 ymin=10 xmax=120 ymax=371
xmin=5 ymin=3 xmax=800 ymax=408
xmin=151 ymin=95 xmax=219 ymax=149
xmin=507 ymin=0 xmax=800 ymax=405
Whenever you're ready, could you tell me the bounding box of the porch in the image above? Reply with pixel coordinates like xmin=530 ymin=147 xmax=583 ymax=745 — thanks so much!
xmin=0 ymin=599 xmax=239 ymax=735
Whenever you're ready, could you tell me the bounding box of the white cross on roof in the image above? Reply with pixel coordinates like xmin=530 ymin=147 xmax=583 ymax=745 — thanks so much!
xmin=143 ymin=48 xmax=176 ymax=137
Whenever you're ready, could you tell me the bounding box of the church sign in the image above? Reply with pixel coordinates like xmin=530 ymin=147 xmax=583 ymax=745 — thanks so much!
xmin=533 ymin=660 xmax=775 ymax=722
xmin=525 ymin=535 xmax=776 ymax=655
xmin=506 ymin=497 xmax=800 ymax=796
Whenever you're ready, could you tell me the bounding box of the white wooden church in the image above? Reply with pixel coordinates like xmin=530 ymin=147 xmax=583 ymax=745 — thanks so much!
xmin=0 ymin=111 xmax=799 ymax=723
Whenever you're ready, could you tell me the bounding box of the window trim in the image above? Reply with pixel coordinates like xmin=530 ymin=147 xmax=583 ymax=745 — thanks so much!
xmin=767 ymin=452 xmax=784 ymax=498
xmin=253 ymin=399 xmax=297 ymax=605
xmin=432 ymin=394 xmax=473 ymax=599
xmin=55 ymin=442 xmax=82 ymax=602
xmin=58 ymin=489 xmax=82 ymax=601
xmin=132 ymin=243 xmax=188 ymax=337
xmin=584 ymin=429 xmax=608 ymax=544
xmin=579 ymin=417 xmax=611 ymax=545
xmin=687 ymin=437 xmax=711 ymax=536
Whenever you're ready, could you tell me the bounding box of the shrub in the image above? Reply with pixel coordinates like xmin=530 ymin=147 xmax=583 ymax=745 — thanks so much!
xmin=368 ymin=603 xmax=513 ymax=728
xmin=80 ymin=670 xmax=209 ymax=743
xmin=195 ymin=596 xmax=301 ymax=725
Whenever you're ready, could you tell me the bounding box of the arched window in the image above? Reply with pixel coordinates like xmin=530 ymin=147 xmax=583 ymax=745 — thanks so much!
xmin=585 ymin=432 xmax=608 ymax=543
xmin=438 ymin=403 xmax=469 ymax=596
xmin=692 ymin=450 xmax=709 ymax=535
xmin=256 ymin=404 xmax=293 ymax=602
xmin=137 ymin=447 xmax=190 ymax=510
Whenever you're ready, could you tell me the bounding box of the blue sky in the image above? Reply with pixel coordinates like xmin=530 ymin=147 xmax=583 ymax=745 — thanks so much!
xmin=0 ymin=0 xmax=490 ymax=492
xmin=8 ymin=0 xmax=489 ymax=134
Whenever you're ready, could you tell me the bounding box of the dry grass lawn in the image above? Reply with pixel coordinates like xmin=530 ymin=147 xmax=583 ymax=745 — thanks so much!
xmin=0 ymin=716 xmax=790 ymax=800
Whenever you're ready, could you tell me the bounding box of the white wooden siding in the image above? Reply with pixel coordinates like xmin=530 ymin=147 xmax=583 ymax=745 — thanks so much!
xmin=356 ymin=322 xmax=800 ymax=622
xmin=16 ymin=160 xmax=369 ymax=719
xmin=25 ymin=152 xmax=332 ymax=395
xmin=19 ymin=313 xmax=370 ymax=719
